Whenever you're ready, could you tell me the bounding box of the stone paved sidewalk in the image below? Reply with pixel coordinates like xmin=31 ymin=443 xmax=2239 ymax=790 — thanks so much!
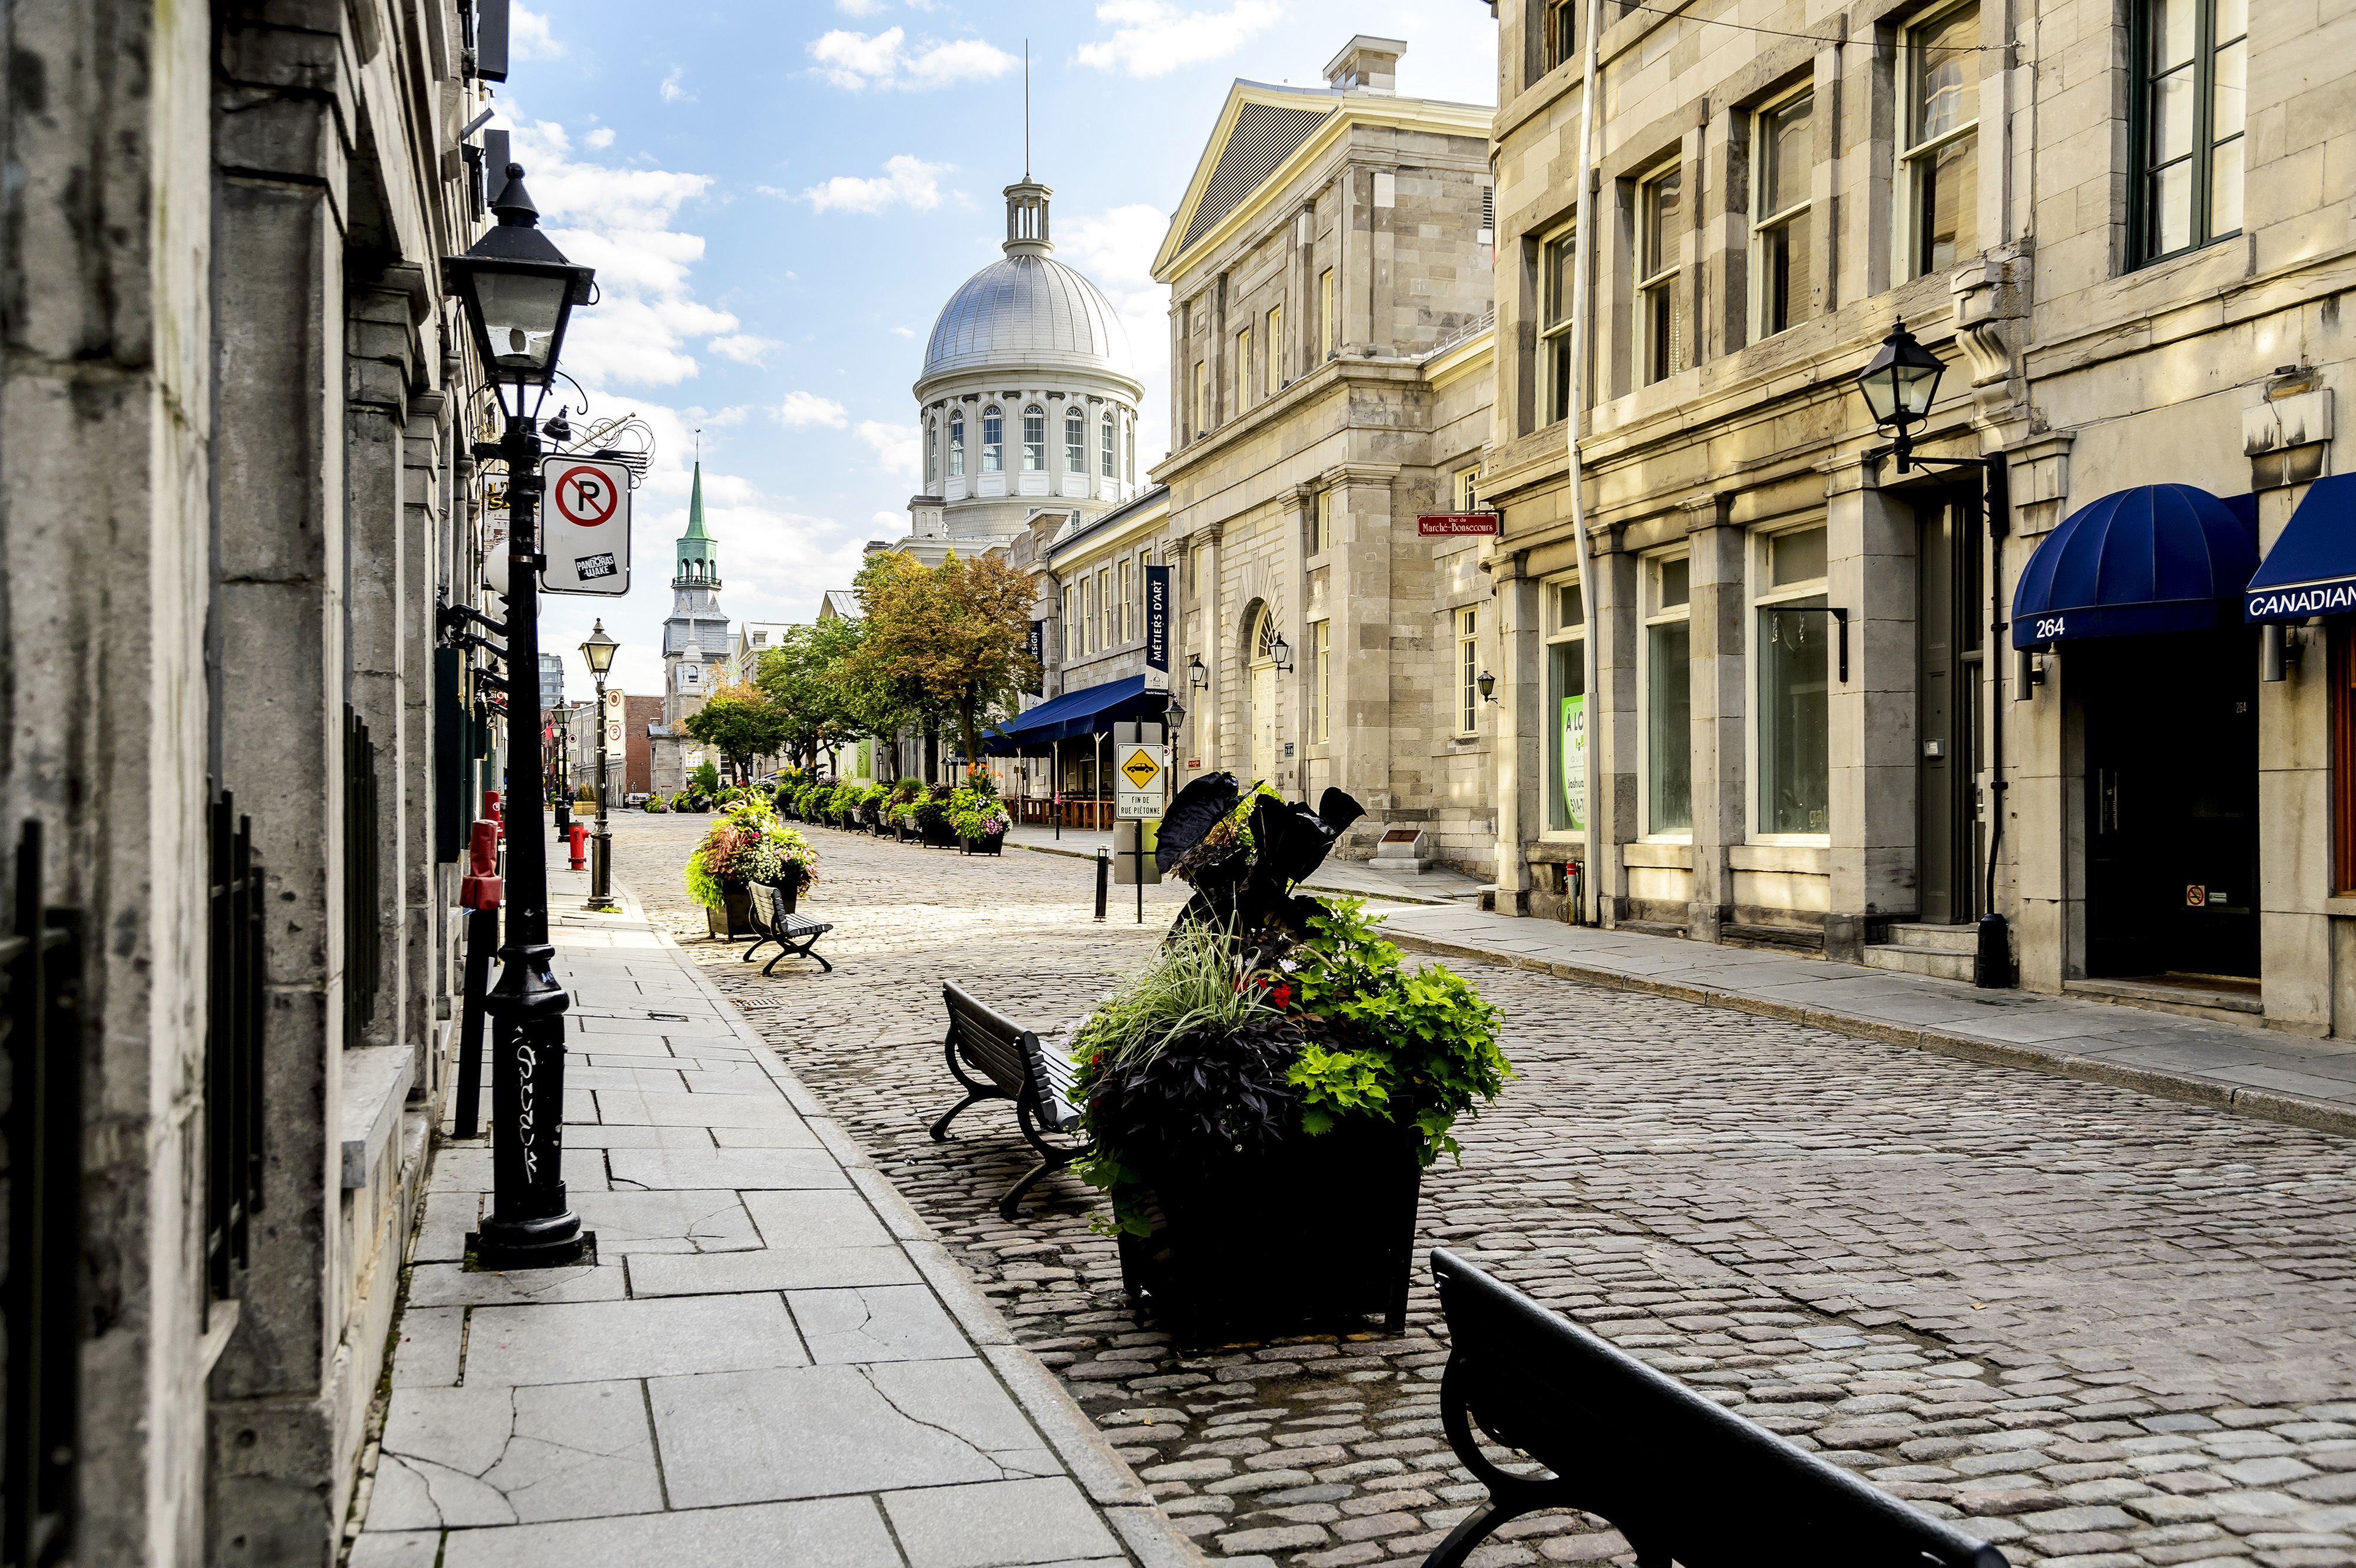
xmin=343 ymin=867 xmax=1206 ymax=1568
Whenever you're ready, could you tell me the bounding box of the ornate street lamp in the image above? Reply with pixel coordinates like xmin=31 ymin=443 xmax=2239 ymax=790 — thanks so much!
xmin=1477 ymin=671 xmax=1498 ymax=704
xmin=580 ymin=620 xmax=619 ymax=912
xmin=1855 ymin=319 xmax=1947 ymax=471
xmin=1268 ymin=630 xmax=1293 ymax=674
xmin=445 ymin=163 xmax=599 ymax=1270
xmin=1187 ymin=653 xmax=1209 ymax=689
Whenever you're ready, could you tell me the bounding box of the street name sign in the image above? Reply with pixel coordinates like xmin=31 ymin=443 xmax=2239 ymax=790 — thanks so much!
xmin=1416 ymin=511 xmax=1501 ymax=537
xmin=540 ymin=455 xmax=633 ymax=596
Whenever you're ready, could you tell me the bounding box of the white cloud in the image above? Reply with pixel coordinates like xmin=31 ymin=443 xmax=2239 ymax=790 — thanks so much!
xmin=707 ymin=334 xmax=780 ymax=366
xmin=857 ymin=419 xmax=921 ymax=484
xmin=779 ymin=391 xmax=850 ymax=428
xmin=512 ymin=4 xmax=564 ymax=58
xmin=838 ymin=0 xmax=890 ymax=12
xmin=1058 ymin=203 xmax=1174 ymax=471
xmin=872 ymin=510 xmax=906 ymax=531
xmin=502 ymin=116 xmax=734 ymax=389
xmin=799 ymin=154 xmax=948 ymax=216
xmin=889 ymin=325 xmax=916 ymax=338
xmin=1074 ymin=0 xmax=1282 ymax=78
xmin=808 ymin=26 xmax=1018 ymax=90
xmin=659 ymin=65 xmax=694 ymax=102
xmin=584 ymin=126 xmax=616 ymax=149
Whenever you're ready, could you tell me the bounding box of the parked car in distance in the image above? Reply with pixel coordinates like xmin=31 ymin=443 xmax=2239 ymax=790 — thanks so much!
xmin=625 ymin=792 xmax=650 ymax=808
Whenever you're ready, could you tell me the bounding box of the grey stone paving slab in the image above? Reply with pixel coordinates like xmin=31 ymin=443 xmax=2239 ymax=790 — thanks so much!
xmin=604 ymin=1146 xmax=839 ymax=1190
xmin=369 ymin=1380 xmax=661 ymax=1527
xmin=464 ymin=1292 xmax=805 ymax=1385
xmin=594 ymin=1087 xmax=810 ymax=1129
xmin=565 ymin=1188 xmax=759 ymax=1254
xmin=742 ymin=1187 xmax=895 ymax=1249
xmin=647 ymin=1359 xmax=1057 ymax=1507
xmin=389 ymin=1306 xmax=462 ymax=1389
xmin=405 ymin=1259 xmax=626 ymax=1309
xmin=413 ymin=1189 xmax=477 ymax=1263
xmin=426 ymin=1144 xmax=606 ymax=1195
xmin=565 ymin=1065 xmax=689 ymax=1093
xmin=560 ymin=1122 xmax=714 ymax=1150
xmin=434 ymin=1496 xmax=903 ymax=1568
xmin=346 ymin=1531 xmax=440 ymax=1568
xmin=709 ymin=1123 xmax=840 ymax=1150
xmin=882 ymin=1476 xmax=1126 ymax=1568
xmin=788 ymin=1283 xmax=971 ymax=1363
xmin=626 ymin=1244 xmax=921 ymax=1296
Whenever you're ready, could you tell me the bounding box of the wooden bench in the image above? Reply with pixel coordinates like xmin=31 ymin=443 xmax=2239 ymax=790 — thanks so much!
xmin=1424 ymin=1248 xmax=2011 ymax=1568
xmin=929 ymin=982 xmax=1089 ymax=1220
xmin=740 ymin=883 xmax=833 ymax=975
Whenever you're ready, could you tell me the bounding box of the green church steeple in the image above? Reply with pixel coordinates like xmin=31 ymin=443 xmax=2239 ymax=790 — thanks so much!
xmin=674 ymin=461 xmax=720 ymax=585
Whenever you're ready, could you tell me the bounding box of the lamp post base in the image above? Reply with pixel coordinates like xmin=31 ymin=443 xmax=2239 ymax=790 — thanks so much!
xmin=466 ymin=1222 xmax=598 ymax=1272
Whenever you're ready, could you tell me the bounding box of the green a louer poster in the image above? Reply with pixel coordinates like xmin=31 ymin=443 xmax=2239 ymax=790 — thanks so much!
xmin=1561 ymin=694 xmax=1586 ymax=832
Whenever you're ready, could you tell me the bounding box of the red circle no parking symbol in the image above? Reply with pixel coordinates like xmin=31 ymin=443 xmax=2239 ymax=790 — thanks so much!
xmin=554 ymin=465 xmax=621 ymax=527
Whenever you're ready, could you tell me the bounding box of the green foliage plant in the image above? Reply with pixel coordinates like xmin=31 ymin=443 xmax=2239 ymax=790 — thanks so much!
xmin=947 ymin=785 xmax=1010 ymax=841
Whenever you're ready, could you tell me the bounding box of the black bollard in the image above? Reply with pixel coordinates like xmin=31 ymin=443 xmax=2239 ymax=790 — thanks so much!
xmin=1094 ymin=846 xmax=1109 ymax=922
xmin=452 ymin=905 xmax=498 ymax=1137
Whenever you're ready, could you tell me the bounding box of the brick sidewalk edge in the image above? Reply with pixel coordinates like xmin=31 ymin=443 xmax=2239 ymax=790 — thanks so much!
xmin=1383 ymin=931 xmax=2356 ymax=1143
xmin=636 ymin=891 xmax=1214 ymax=1568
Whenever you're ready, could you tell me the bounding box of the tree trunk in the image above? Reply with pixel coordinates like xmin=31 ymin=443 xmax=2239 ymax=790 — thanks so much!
xmin=924 ymin=727 xmax=938 ymax=784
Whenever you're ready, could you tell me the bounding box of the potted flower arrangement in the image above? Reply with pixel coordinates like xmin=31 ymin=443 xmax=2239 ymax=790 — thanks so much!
xmin=949 ymin=783 xmax=1010 ymax=855
xmin=686 ymin=798 xmax=819 ymax=937
xmin=912 ymin=782 xmax=958 ymax=848
xmin=1068 ymin=773 xmax=1510 ymax=1348
xmin=822 ymin=780 xmax=858 ymax=829
xmin=881 ymin=778 xmax=923 ymax=839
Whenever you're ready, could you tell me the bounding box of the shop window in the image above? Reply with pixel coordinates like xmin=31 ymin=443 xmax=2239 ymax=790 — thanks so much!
xmin=1266 ymin=303 xmax=1284 ymax=396
xmin=1456 ymin=607 xmax=1481 ymax=735
xmin=1756 ymin=524 xmax=1831 ymax=836
xmin=1751 ymin=88 xmax=1815 ymax=338
xmin=1642 ymin=555 xmax=1692 ymax=833
xmin=1636 ymin=164 xmax=1686 ymax=386
xmin=2133 ymin=0 xmax=2245 ymax=265
xmin=1545 ymin=578 xmax=1587 ymax=833
xmin=1541 ymin=223 xmax=1577 ymax=423
xmin=1901 ymin=4 xmax=1980 ymax=279
xmin=982 ymin=406 xmax=1004 ymax=472
xmin=1066 ymin=406 xmax=1086 ymax=472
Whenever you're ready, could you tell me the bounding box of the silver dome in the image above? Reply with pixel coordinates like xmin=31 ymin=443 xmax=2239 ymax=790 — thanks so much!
xmin=919 ymin=253 xmax=1136 ymax=385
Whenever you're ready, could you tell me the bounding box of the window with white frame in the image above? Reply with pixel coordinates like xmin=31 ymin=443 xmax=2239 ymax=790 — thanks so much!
xmin=1637 ymin=163 xmax=1686 ymax=385
xmin=1065 ymin=406 xmax=1085 ymax=471
xmin=1119 ymin=558 xmax=1133 ymax=643
xmin=2134 ymin=0 xmax=2245 ymax=264
xmin=1192 ymin=361 xmax=1207 ymax=439
xmin=1081 ymin=577 xmax=1095 ymax=656
xmin=1541 ymin=222 xmax=1577 ymax=423
xmin=1452 ymin=467 xmax=1479 ymax=512
xmin=1096 ymin=567 xmax=1110 ymax=653
xmin=1063 ymin=584 xmax=1077 ymax=660
xmin=1455 ymin=606 xmax=1481 ymax=735
xmin=1312 ymin=489 xmax=1332 ymax=555
xmin=1752 ymin=88 xmax=1815 ymax=338
xmin=1312 ymin=620 xmax=1331 ymax=742
xmin=1101 ymin=408 xmax=1116 ymax=478
xmin=981 ymin=406 xmax=1003 ymax=472
xmin=1125 ymin=418 xmax=1136 ymax=482
xmin=1901 ymin=4 xmax=1979 ymax=279
xmin=1641 ymin=553 xmax=1692 ymax=834
xmin=949 ymin=409 xmax=966 ymax=477
xmin=1544 ymin=578 xmax=1587 ymax=833
xmin=1318 ymin=268 xmax=1335 ymax=359
xmin=925 ymin=419 xmax=937 ymax=484
xmin=1265 ymin=304 xmax=1284 ymax=396
xmin=1754 ymin=524 xmax=1831 ymax=836
xmin=1234 ymin=325 xmax=1252 ymax=415
xmin=1023 ymin=406 xmax=1046 ymax=472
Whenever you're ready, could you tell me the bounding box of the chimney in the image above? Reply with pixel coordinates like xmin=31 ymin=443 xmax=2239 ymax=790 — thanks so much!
xmin=1324 ymin=35 xmax=1406 ymax=94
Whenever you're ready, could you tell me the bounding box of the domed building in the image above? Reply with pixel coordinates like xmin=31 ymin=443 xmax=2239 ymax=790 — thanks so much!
xmin=898 ymin=177 xmax=1146 ymax=561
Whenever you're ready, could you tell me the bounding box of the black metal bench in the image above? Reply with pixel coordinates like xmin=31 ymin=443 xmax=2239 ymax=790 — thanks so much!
xmin=740 ymin=883 xmax=833 ymax=974
xmin=929 ymin=982 xmax=1088 ymax=1219
xmin=1424 ymin=1248 xmax=2011 ymax=1568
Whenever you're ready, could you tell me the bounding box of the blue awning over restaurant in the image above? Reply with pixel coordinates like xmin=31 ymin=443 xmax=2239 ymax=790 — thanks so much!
xmin=980 ymin=675 xmax=1169 ymax=756
xmin=2245 ymin=472 xmax=2356 ymax=622
xmin=2011 ymin=484 xmax=2258 ymax=647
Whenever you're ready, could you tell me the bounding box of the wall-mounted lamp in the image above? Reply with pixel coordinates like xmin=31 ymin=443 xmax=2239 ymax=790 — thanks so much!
xmin=1187 ymin=653 xmax=1209 ymax=689
xmin=1477 ymin=670 xmax=1498 ymax=704
xmin=2013 ymin=645 xmax=2049 ymax=700
xmin=2262 ymin=623 xmax=2304 ymax=683
xmin=1269 ymin=631 xmax=1293 ymax=673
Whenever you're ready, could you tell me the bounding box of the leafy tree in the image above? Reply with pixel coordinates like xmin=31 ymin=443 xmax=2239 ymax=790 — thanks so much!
xmin=846 ymin=549 xmax=1037 ymax=780
xmin=683 ymin=684 xmax=785 ymax=784
xmin=755 ymin=617 xmax=879 ymax=773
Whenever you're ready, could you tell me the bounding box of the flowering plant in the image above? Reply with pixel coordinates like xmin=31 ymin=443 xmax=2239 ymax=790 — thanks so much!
xmin=685 ymin=798 xmax=818 ymax=907
xmin=948 ymin=786 xmax=1010 ymax=841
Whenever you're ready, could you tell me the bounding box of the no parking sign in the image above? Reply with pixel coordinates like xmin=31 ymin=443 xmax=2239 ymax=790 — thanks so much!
xmin=540 ymin=455 xmax=632 ymax=596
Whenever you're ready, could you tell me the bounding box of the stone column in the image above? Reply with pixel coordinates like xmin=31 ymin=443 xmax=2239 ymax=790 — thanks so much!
xmin=1331 ymin=464 xmax=1402 ymax=812
xmin=1197 ymin=524 xmax=1223 ymax=769
xmin=1490 ymin=550 xmax=1542 ymax=913
xmin=1590 ymin=532 xmax=1640 ymax=922
xmin=1824 ymin=455 xmax=1916 ymax=961
xmin=1685 ymin=495 xmax=1746 ymax=942
xmin=2255 ymin=478 xmax=2332 ymax=1033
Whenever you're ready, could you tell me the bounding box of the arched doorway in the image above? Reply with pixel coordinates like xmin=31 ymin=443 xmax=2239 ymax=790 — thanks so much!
xmin=1243 ymin=601 xmax=1279 ymax=783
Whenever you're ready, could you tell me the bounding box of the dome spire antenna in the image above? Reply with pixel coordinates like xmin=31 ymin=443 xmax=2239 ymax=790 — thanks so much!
xmin=1023 ymin=39 xmax=1031 ymax=181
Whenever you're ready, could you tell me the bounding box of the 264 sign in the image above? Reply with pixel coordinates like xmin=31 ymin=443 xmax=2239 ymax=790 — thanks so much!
xmin=540 ymin=455 xmax=632 ymax=596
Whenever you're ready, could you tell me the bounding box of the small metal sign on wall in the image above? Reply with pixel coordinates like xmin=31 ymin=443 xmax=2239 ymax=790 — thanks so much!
xmin=1417 ymin=511 xmax=1501 ymax=537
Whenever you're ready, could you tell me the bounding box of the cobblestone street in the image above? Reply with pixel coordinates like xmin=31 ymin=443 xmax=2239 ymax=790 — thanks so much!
xmin=610 ymin=812 xmax=2356 ymax=1568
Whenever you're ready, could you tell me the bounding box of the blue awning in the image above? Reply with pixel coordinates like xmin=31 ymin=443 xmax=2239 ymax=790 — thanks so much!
xmin=981 ymin=675 xmax=1169 ymax=756
xmin=2246 ymin=472 xmax=2356 ymax=622
xmin=2011 ymin=484 xmax=2258 ymax=648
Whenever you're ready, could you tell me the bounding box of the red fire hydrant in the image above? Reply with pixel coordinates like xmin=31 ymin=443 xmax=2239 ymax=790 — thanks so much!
xmin=568 ymin=823 xmax=587 ymax=871
xmin=459 ymin=820 xmax=503 ymax=911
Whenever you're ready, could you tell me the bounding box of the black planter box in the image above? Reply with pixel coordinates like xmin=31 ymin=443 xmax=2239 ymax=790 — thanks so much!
xmin=705 ymin=884 xmax=756 ymax=938
xmin=920 ymin=819 xmax=958 ymax=848
xmin=959 ymin=834 xmax=1004 ymax=856
xmin=1116 ymin=1116 xmax=1422 ymax=1348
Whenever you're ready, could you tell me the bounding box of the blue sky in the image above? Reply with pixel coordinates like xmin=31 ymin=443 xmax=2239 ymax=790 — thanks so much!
xmin=501 ymin=0 xmax=1493 ymax=699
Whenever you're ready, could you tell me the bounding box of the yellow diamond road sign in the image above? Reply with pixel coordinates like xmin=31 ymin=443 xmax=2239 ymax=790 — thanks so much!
xmin=1121 ymin=749 xmax=1160 ymax=790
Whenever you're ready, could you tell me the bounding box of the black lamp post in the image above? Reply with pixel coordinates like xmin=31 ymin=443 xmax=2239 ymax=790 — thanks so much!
xmin=580 ymin=620 xmax=619 ymax=911
xmin=1268 ymin=630 xmax=1293 ymax=674
xmin=1855 ymin=319 xmax=2015 ymax=990
xmin=445 ymin=163 xmax=600 ymax=1269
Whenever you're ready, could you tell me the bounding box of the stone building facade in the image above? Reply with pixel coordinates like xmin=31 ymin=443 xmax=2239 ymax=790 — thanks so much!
xmin=1153 ymin=37 xmax=1500 ymax=869
xmin=1477 ymin=0 xmax=2356 ymax=1033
